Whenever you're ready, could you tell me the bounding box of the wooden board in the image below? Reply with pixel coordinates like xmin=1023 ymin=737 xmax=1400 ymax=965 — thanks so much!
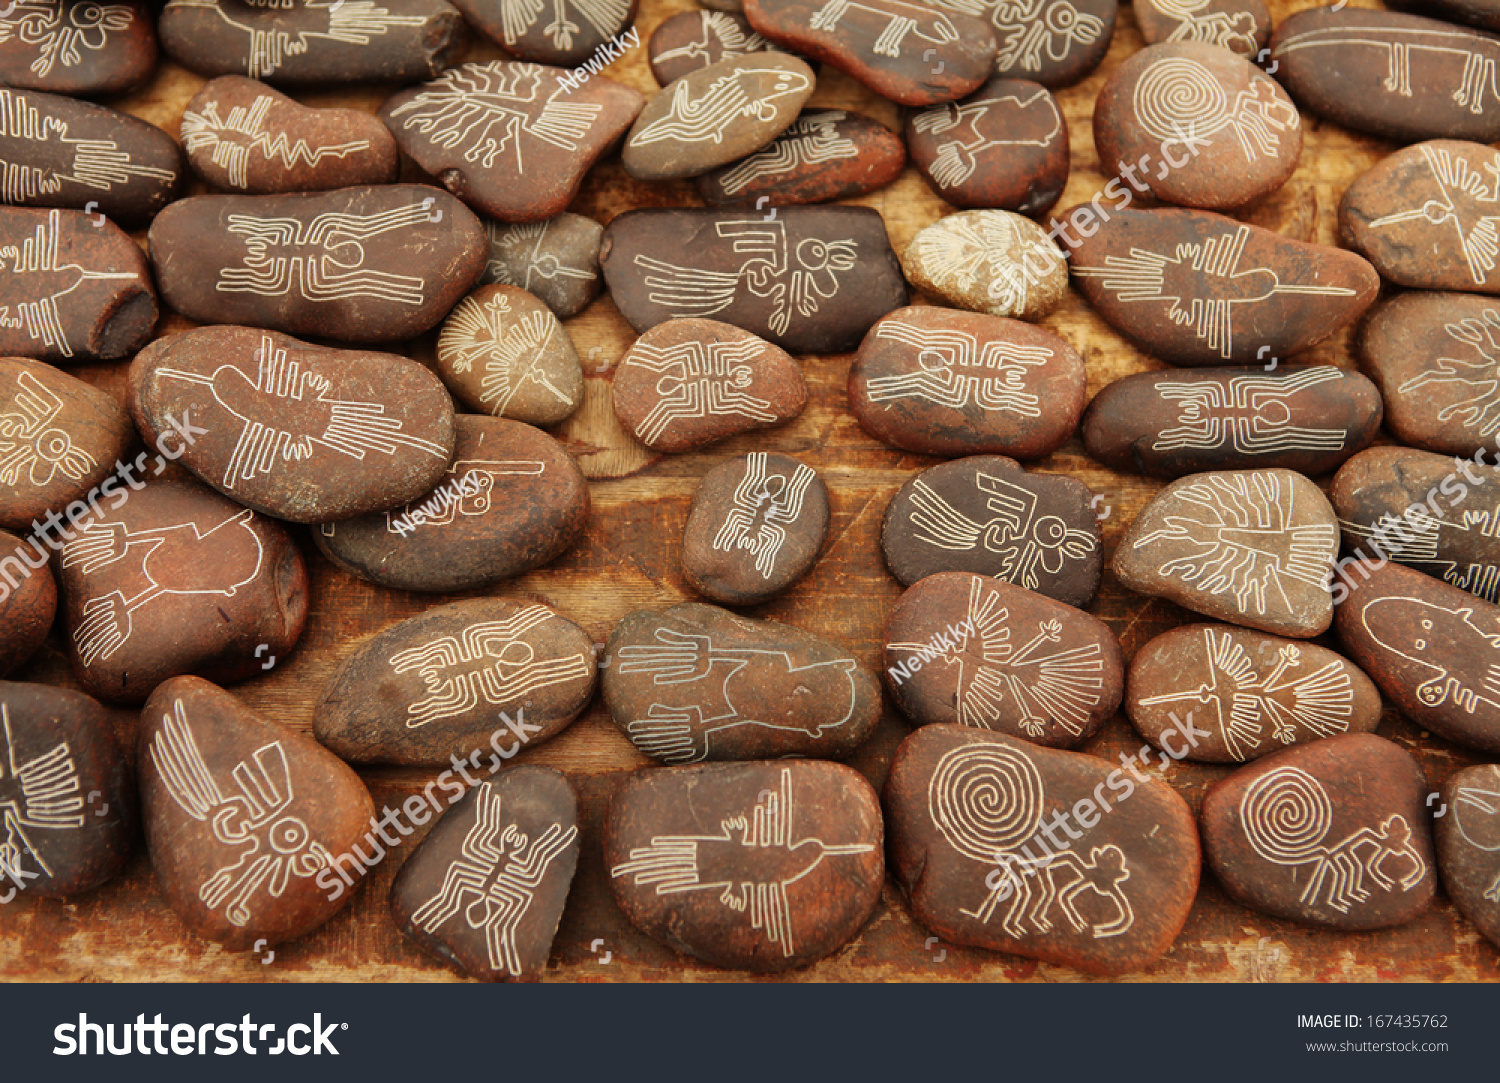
xmin=4 ymin=0 xmax=1498 ymax=984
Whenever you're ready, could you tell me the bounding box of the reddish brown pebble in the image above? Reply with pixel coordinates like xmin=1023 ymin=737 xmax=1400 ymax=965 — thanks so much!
xmin=649 ymin=10 xmax=778 ymax=85
xmin=0 ymin=531 xmax=55 ymax=676
xmin=1435 ymin=763 xmax=1500 ymax=950
xmin=885 ymin=724 xmax=1199 ymax=975
xmin=933 ymin=0 xmax=1117 ymax=88
xmin=1390 ymin=0 xmax=1500 ymax=31
xmin=1200 ymin=733 xmax=1436 ymax=930
xmin=435 ymin=285 xmax=583 ymax=425
xmin=1135 ymin=0 xmax=1269 ymax=54
xmin=697 ymin=110 xmax=906 ymax=207
xmin=606 ymin=759 xmax=883 ymax=971
xmin=903 ymin=210 xmax=1067 ymax=321
xmin=450 ymin=0 xmax=636 ymax=65
xmin=481 ymin=213 xmax=603 ymax=319
xmin=882 ymin=572 xmax=1122 ymax=748
xmin=0 ymin=0 xmax=156 ymax=95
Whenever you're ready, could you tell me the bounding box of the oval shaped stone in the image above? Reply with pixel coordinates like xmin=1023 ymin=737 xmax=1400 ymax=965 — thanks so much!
xmin=1125 ymin=623 xmax=1381 ymax=763
xmin=603 ymin=602 xmax=881 ymax=764
xmin=315 ymin=598 xmax=597 ymax=765
xmin=392 ymin=765 xmax=580 ymax=980
xmin=649 ymin=10 xmax=778 ymax=85
xmin=1135 ymin=0 xmax=1268 ymax=55
xmin=885 ymin=724 xmax=1199 ymax=975
xmin=159 ymin=0 xmax=464 ymax=86
xmin=147 ymin=185 xmax=486 ymax=344
xmin=380 ymin=61 xmax=645 ymax=223
xmin=0 ymin=0 xmax=156 ymax=95
xmin=450 ymin=0 xmax=636 ymax=65
xmin=697 ymin=109 xmax=906 ymax=207
xmin=906 ymin=78 xmax=1068 ymax=215
xmin=623 ymin=55 xmax=815 ymax=182
xmin=1271 ymin=7 xmax=1500 ymax=143
xmin=931 ymin=0 xmax=1117 ymax=88
xmin=1200 ymin=733 xmax=1436 ymax=930
xmin=1066 ymin=205 xmax=1380 ymax=367
xmin=1435 ymin=762 xmax=1500 ymax=950
xmin=314 ymin=415 xmax=589 ymax=593
xmin=1 ymin=207 xmax=156 ymax=364
xmin=0 ymin=88 xmax=183 ymax=226
xmin=180 ymin=76 xmax=400 ymax=194
xmin=56 ymin=478 xmax=308 ymax=705
xmin=1094 ymin=42 xmax=1300 ymax=210
xmin=850 ymin=307 xmax=1084 ymax=459
xmin=605 ymin=759 xmax=883 ymax=971
xmin=1082 ymin=364 xmax=1382 ymax=478
xmin=0 ymin=533 xmax=55 ymax=676
xmin=682 ymin=452 xmax=828 ymax=604
xmin=481 ymin=213 xmax=603 ymax=319
xmin=883 ymin=573 xmax=1122 ymax=747
xmin=128 ymin=326 xmax=456 ymax=524
xmin=140 ymin=675 xmax=375 ymax=950
xmin=612 ymin=318 xmax=806 ymax=453
xmin=600 ymin=206 xmax=908 ymax=353
xmin=903 ymin=210 xmax=1067 ymax=321
xmin=435 ymin=285 xmax=582 ymax=425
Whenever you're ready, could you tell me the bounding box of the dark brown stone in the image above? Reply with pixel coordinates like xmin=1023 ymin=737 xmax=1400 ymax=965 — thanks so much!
xmin=450 ymin=0 xmax=635 ymax=65
xmin=0 ymin=207 xmax=156 ymax=364
xmin=903 ymin=210 xmax=1067 ymax=320
xmin=180 ymin=76 xmax=399 ymax=194
xmin=605 ymin=759 xmax=883 ymax=971
xmin=0 ymin=0 xmax=157 ymax=95
xmin=139 ymin=675 xmax=374 ymax=949
xmin=930 ymin=0 xmax=1117 ymax=88
xmin=883 ymin=572 xmax=1121 ymax=747
xmin=1200 ymin=733 xmax=1436 ymax=930
xmin=1390 ymin=0 xmax=1500 ymax=32
xmin=880 ymin=455 xmax=1102 ymax=605
xmin=391 ymin=765 xmax=579 ymax=980
xmin=0 ymin=531 xmax=54 ymax=676
xmin=697 ymin=109 xmax=905 ymax=207
xmin=55 ymin=478 xmax=308 ymax=705
xmin=906 ymin=78 xmax=1067 ymax=215
xmin=600 ymin=206 xmax=908 ymax=353
xmin=885 ymin=724 xmax=1199 ymax=975
xmin=681 ymin=452 xmax=828 ymax=604
xmin=1135 ymin=0 xmax=1268 ymax=55
xmin=128 ymin=326 xmax=456 ymax=524
xmin=315 ymin=598 xmax=596 ymax=765
xmin=314 ymin=415 xmax=588 ymax=594
xmin=849 ymin=306 xmax=1085 ymax=459
xmin=481 ymin=213 xmax=603 ymax=319
xmin=602 ymin=602 xmax=881 ymax=764
xmin=380 ymin=61 xmax=644 ymax=223
xmin=1125 ymin=622 xmax=1382 ymax=763
xmin=1082 ymin=364 xmax=1383 ymax=478
xmin=147 ymin=185 xmax=486 ymax=344
xmin=1066 ymin=205 xmax=1380 ymax=367
xmin=1435 ymin=763 xmax=1500 ymax=950
xmin=649 ymin=10 xmax=778 ymax=85
xmin=435 ymin=285 xmax=583 ymax=424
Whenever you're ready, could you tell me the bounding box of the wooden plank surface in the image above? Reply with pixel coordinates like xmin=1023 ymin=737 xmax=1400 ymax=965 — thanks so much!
xmin=4 ymin=0 xmax=1498 ymax=984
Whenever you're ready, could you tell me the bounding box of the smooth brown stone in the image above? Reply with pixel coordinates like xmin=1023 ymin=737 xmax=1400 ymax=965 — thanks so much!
xmin=612 ymin=318 xmax=806 ymax=453
xmin=1066 ymin=205 xmax=1380 ymax=367
xmin=1082 ymin=365 xmax=1383 ymax=478
xmin=56 ymin=478 xmax=308 ymax=705
xmin=450 ymin=0 xmax=636 ymax=65
xmin=881 ymin=455 xmax=1102 ymax=605
xmin=1115 ymin=468 xmax=1339 ymax=637
xmin=0 ymin=531 xmax=55 ymax=676
xmin=380 ymin=62 xmax=644 ymax=223
xmin=1094 ymin=42 xmax=1300 ymax=210
xmin=0 ymin=357 xmax=134 ymax=533
xmin=605 ymin=759 xmax=883 ymax=971
xmin=1334 ymin=559 xmax=1500 ymax=754
xmin=744 ymin=0 xmax=996 ymax=106
xmin=159 ymin=0 xmax=464 ymax=86
xmin=0 ymin=207 xmax=156 ymax=364
xmin=315 ymin=415 xmax=589 ymax=593
xmin=703 ymin=0 xmax=744 ymax=12
xmin=885 ymin=724 xmax=1199 ymax=975
xmin=931 ymin=0 xmax=1117 ymax=87
xmin=481 ymin=213 xmax=602 ymax=319
xmin=435 ymin=285 xmax=582 ymax=424
xmin=1332 ymin=446 xmax=1500 ymax=603
xmin=391 ymin=765 xmax=579 ymax=980
xmin=623 ymin=54 xmax=815 ymax=181
xmin=315 ymin=598 xmax=596 ymax=765
xmin=129 ymin=326 xmax=456 ymax=524
xmin=147 ymin=185 xmax=486 ymax=344
xmin=1435 ymin=763 xmax=1500 ymax=950
xmin=180 ymin=76 xmax=399 ymax=194
xmin=697 ymin=109 xmax=905 ymax=207
xmin=1341 ymin=140 xmax=1500 ymax=294
xmin=903 ymin=210 xmax=1067 ymax=321
xmin=1135 ymin=0 xmax=1268 ymax=54
xmin=906 ymin=78 xmax=1067 ymax=215
xmin=1200 ymin=733 xmax=1436 ymax=930
xmin=600 ymin=206 xmax=908 ymax=353
xmin=883 ymin=573 xmax=1121 ymax=747
xmin=139 ymin=676 xmax=374 ymax=949
xmin=603 ymin=602 xmax=881 ymax=764
xmin=1390 ymin=0 xmax=1500 ymax=31
xmin=649 ymin=10 xmax=778 ymax=85
xmin=0 ymin=88 xmax=182 ymax=226
xmin=1271 ymin=7 xmax=1500 ymax=143
xmin=1126 ymin=622 xmax=1381 ymax=763
xmin=0 ymin=0 xmax=156 ymax=95
xmin=681 ymin=452 xmax=828 ymax=604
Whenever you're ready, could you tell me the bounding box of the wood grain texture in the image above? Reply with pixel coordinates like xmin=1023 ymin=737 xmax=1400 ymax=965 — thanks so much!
xmin=5 ymin=0 xmax=1497 ymax=984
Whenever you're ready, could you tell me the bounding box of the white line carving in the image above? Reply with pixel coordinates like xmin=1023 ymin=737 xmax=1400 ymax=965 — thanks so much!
xmin=0 ymin=369 xmax=95 ymax=487
xmin=1359 ymin=594 xmax=1500 ymax=714
xmin=866 ymin=318 xmax=1051 ymax=415
xmin=711 ymin=452 xmax=816 ymax=579
xmin=910 ymin=212 xmax=1054 ymax=316
xmin=1400 ymin=307 xmax=1500 ymax=436
xmin=1151 ymin=367 xmax=1349 ymax=456
xmin=382 ymin=459 xmax=547 ymax=535
xmin=937 ymin=0 xmax=1106 ymax=75
xmin=1133 ymin=56 xmax=1297 ymax=160
xmin=1150 ymin=0 xmax=1258 ymax=53
xmin=1339 ymin=480 xmax=1500 ymax=603
xmin=653 ymin=11 xmax=770 ymax=71
xmin=714 ymin=111 xmax=856 ymax=196
xmin=621 ymin=337 xmax=776 ymax=444
xmin=1240 ymin=765 xmax=1427 ymax=912
xmin=170 ymin=0 xmax=428 ymax=80
xmin=0 ymin=0 xmax=135 ymax=78
xmin=806 ymin=0 xmax=960 ymax=58
xmin=609 ymin=766 xmax=875 ymax=956
xmin=910 ymin=87 xmax=1061 ymax=190
xmin=0 ymin=706 xmax=83 ymax=885
xmin=0 ymin=88 xmax=177 ymax=202
xmin=438 ymin=289 xmax=571 ymax=416
xmin=485 ymin=219 xmax=597 ymax=294
xmin=1452 ymin=783 xmax=1500 ymax=901
xmin=180 ymin=94 xmax=371 ymax=190
xmin=495 ymin=0 xmax=629 ymax=52
xmin=631 ymin=62 xmax=811 ymax=147
xmin=1367 ymin=144 xmax=1500 ymax=289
